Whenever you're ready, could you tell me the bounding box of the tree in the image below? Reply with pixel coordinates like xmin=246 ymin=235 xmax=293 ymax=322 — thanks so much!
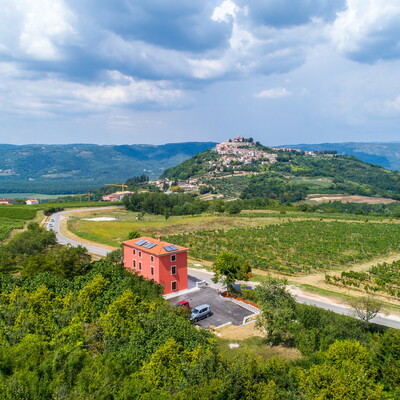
xmin=255 ymin=276 xmax=297 ymax=345
xmin=349 ymin=295 xmax=382 ymax=326
xmin=128 ymin=230 xmax=141 ymax=239
xmin=298 ymin=340 xmax=385 ymax=400
xmin=105 ymin=248 xmax=123 ymax=265
xmin=225 ymin=202 xmax=241 ymax=214
xmin=211 ymin=252 xmax=250 ymax=294
xmin=22 ymin=245 xmax=91 ymax=278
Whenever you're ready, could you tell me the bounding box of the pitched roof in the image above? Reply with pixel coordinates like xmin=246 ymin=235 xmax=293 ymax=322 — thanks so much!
xmin=123 ymin=236 xmax=188 ymax=256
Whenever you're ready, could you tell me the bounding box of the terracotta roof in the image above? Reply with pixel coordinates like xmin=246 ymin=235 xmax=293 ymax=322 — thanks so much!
xmin=123 ymin=236 xmax=188 ymax=256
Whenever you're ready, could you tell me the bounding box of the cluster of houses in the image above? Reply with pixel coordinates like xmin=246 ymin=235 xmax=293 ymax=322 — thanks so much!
xmin=214 ymin=136 xmax=278 ymax=169
xmin=101 ymin=191 xmax=134 ymax=202
xmin=0 ymin=198 xmax=39 ymax=205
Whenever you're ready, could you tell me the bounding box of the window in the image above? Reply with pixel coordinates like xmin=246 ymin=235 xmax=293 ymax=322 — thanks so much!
xmin=133 ymin=260 xmax=136 ymax=268
xmin=138 ymin=261 xmax=142 ymax=271
xmin=171 ymin=265 xmax=176 ymax=275
xmin=150 ymin=255 xmax=154 ymax=262
xmin=170 ymin=254 xmax=176 ymax=262
xmin=150 ymin=266 xmax=154 ymax=276
xmin=138 ymin=251 xmax=142 ymax=257
xmin=171 ymin=281 xmax=177 ymax=291
xmin=132 ymin=249 xmax=136 ymax=255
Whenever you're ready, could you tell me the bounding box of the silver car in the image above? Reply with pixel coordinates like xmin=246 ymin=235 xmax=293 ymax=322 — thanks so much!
xmin=190 ymin=304 xmax=212 ymax=322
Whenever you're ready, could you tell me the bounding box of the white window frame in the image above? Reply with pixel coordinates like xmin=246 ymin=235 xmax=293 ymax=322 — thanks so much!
xmin=138 ymin=251 xmax=142 ymax=258
xmin=171 ymin=281 xmax=177 ymax=291
xmin=170 ymin=254 xmax=176 ymax=262
xmin=150 ymin=266 xmax=154 ymax=276
xmin=150 ymin=255 xmax=154 ymax=262
xmin=133 ymin=260 xmax=136 ymax=268
xmin=132 ymin=249 xmax=136 ymax=255
xmin=138 ymin=261 xmax=142 ymax=271
xmin=171 ymin=265 xmax=177 ymax=275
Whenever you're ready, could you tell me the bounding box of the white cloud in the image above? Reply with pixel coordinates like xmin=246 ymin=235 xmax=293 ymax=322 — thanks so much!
xmin=212 ymin=0 xmax=239 ymax=22
xmin=385 ymin=95 xmax=400 ymax=112
xmin=255 ymin=87 xmax=292 ymax=98
xmin=0 ymin=0 xmax=76 ymax=60
xmin=0 ymin=63 xmax=189 ymax=116
xmin=331 ymin=0 xmax=400 ymax=62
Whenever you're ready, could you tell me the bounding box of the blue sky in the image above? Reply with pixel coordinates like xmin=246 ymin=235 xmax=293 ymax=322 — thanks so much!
xmin=0 ymin=0 xmax=399 ymax=146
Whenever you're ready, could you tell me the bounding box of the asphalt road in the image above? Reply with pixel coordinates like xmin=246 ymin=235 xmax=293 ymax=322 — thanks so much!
xmin=48 ymin=206 xmax=123 ymax=257
xmin=49 ymin=207 xmax=400 ymax=329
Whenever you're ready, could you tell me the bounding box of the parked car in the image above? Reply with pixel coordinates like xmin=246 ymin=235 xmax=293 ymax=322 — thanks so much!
xmin=176 ymin=300 xmax=191 ymax=309
xmin=190 ymin=304 xmax=212 ymax=322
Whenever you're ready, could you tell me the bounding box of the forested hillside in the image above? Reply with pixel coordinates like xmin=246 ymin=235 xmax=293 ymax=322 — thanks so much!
xmin=162 ymin=145 xmax=400 ymax=201
xmin=0 ymin=142 xmax=217 ymax=194
xmin=283 ymin=142 xmax=400 ymax=171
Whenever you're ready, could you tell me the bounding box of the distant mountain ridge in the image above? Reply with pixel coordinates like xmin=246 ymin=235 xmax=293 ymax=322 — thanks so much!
xmin=279 ymin=142 xmax=400 ymax=171
xmin=0 ymin=142 xmax=218 ymax=194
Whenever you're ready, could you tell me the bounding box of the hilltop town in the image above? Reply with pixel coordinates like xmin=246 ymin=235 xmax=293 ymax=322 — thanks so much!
xmin=132 ymin=136 xmax=335 ymax=198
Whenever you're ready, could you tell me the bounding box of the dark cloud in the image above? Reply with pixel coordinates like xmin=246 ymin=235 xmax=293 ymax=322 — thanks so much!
xmin=69 ymin=0 xmax=232 ymax=52
xmin=238 ymin=0 xmax=345 ymax=27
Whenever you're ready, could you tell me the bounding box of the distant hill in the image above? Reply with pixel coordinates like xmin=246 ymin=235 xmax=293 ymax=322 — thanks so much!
xmin=279 ymin=142 xmax=400 ymax=171
xmin=162 ymin=139 xmax=400 ymax=201
xmin=0 ymin=142 xmax=217 ymax=194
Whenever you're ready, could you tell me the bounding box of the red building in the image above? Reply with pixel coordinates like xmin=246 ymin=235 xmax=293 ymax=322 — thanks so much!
xmin=123 ymin=236 xmax=188 ymax=294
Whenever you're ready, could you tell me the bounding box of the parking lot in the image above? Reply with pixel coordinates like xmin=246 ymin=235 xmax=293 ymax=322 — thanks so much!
xmin=168 ymin=287 xmax=255 ymax=327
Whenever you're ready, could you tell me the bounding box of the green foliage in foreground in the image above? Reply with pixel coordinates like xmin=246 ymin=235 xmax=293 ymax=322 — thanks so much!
xmin=1 ymin=259 xmax=398 ymax=398
xmin=167 ymin=220 xmax=400 ymax=274
xmin=0 ymin=225 xmax=399 ymax=398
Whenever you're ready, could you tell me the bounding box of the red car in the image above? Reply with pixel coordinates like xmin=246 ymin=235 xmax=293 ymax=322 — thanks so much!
xmin=176 ymin=300 xmax=191 ymax=309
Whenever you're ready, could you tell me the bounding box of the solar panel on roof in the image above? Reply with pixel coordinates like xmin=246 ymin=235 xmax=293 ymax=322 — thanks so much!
xmin=143 ymin=242 xmax=156 ymax=249
xmin=135 ymin=239 xmax=147 ymax=246
xmin=163 ymin=245 xmax=178 ymax=252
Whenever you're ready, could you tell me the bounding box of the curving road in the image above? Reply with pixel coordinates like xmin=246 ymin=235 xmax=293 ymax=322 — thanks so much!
xmin=48 ymin=206 xmax=123 ymax=257
xmin=49 ymin=207 xmax=400 ymax=329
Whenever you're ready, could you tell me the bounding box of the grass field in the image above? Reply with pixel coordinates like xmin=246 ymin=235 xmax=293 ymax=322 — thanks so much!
xmin=67 ymin=210 xmax=282 ymax=247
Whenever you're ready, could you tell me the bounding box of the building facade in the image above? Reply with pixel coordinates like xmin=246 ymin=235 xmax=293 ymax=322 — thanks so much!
xmin=123 ymin=236 xmax=188 ymax=294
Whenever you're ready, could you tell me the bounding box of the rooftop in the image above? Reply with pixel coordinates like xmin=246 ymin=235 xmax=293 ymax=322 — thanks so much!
xmin=123 ymin=236 xmax=188 ymax=256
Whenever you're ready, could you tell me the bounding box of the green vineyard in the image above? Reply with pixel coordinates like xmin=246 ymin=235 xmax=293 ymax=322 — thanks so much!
xmin=0 ymin=219 xmax=25 ymax=242
xmin=166 ymin=220 xmax=400 ymax=274
xmin=325 ymin=260 xmax=400 ymax=298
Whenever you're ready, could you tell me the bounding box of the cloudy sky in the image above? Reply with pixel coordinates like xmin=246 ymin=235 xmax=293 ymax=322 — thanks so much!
xmin=0 ymin=0 xmax=400 ymax=146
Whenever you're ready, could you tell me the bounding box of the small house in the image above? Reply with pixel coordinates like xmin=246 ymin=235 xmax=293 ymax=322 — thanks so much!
xmin=123 ymin=236 xmax=188 ymax=294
